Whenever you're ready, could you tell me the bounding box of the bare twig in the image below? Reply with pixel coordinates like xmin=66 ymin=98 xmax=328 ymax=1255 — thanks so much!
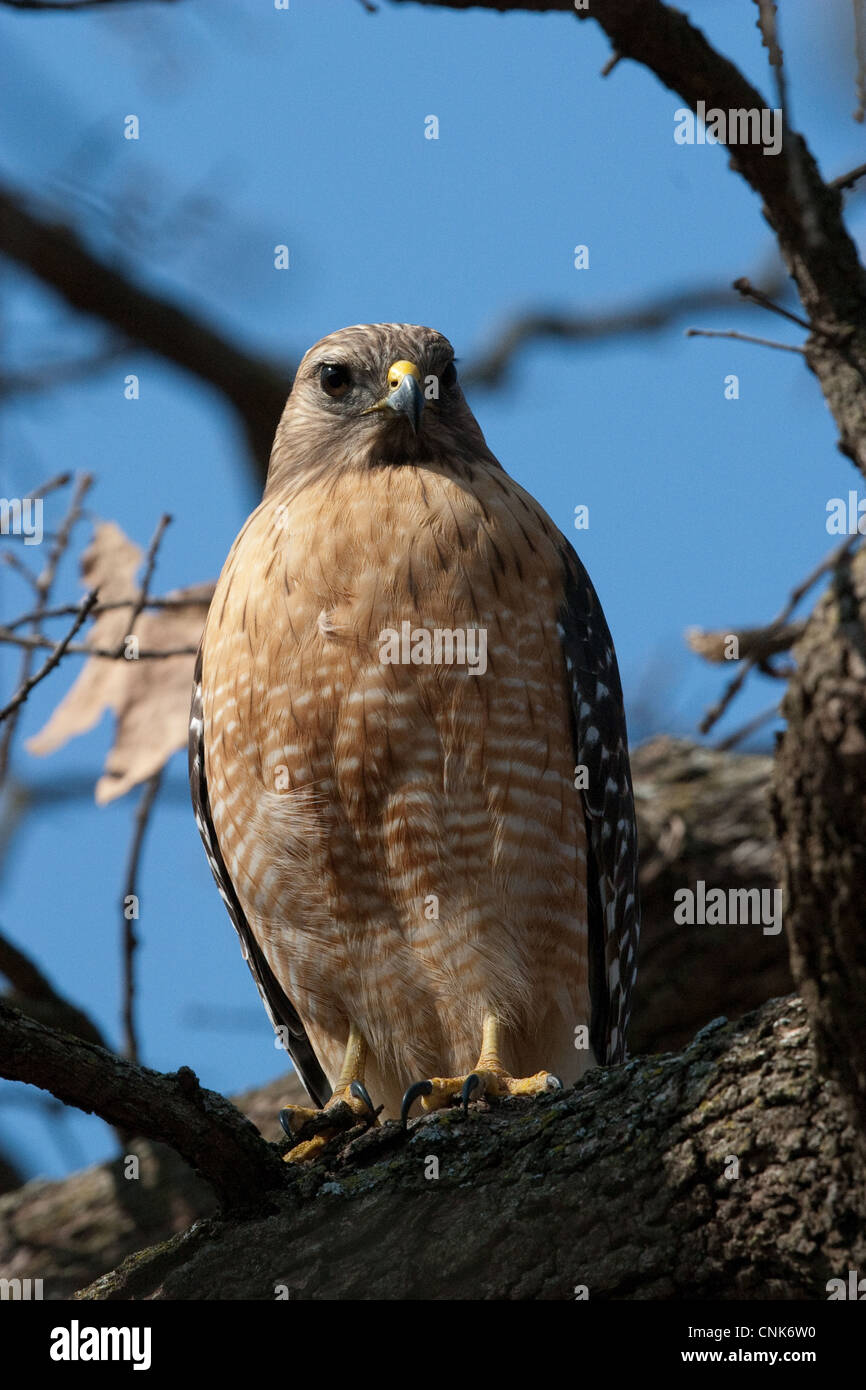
xmin=111 ymin=513 xmax=171 ymax=660
xmin=782 ymin=531 xmax=864 ymax=611
xmin=121 ymin=771 xmax=162 ymax=1063
xmin=29 ymin=471 xmax=72 ymax=499
xmin=0 ymin=473 xmax=92 ymax=780
xmin=755 ymin=0 xmax=822 ymax=248
xmin=463 ymin=274 xmax=786 ymax=388
xmin=685 ymin=328 xmax=805 ymax=355
xmin=0 ymin=589 xmax=99 ymax=727
xmin=733 ymin=277 xmax=812 ymax=332
xmin=854 ymin=0 xmax=866 ymax=122
xmin=714 ymin=702 xmax=781 ymax=752
xmin=3 ymin=592 xmax=212 ymax=632
xmin=37 ymin=473 xmax=94 ymax=608
xmin=1 ymin=550 xmax=40 ymax=591
xmin=0 ymin=629 xmax=197 ymax=659
xmin=830 ymin=161 xmax=866 ymax=191
xmin=696 ymin=532 xmax=864 ymax=734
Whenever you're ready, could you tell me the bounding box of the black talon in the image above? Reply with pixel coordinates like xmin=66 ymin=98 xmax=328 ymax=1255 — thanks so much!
xmin=547 ymin=1074 xmax=564 ymax=1092
xmin=278 ymin=1108 xmax=296 ymax=1140
xmin=461 ymin=1073 xmax=481 ymax=1113
xmin=401 ymin=1079 xmax=433 ymax=1129
xmin=349 ymin=1080 xmax=376 ymax=1118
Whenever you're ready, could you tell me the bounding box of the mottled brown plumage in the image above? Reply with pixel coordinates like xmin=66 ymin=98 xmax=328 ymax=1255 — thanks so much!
xmin=190 ymin=323 xmax=638 ymax=1129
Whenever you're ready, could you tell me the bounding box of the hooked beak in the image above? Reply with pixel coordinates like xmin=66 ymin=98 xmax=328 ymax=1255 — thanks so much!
xmin=365 ymin=359 xmax=425 ymax=434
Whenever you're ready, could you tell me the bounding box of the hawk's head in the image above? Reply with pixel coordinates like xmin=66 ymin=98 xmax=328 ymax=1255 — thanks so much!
xmin=267 ymin=323 xmax=495 ymax=489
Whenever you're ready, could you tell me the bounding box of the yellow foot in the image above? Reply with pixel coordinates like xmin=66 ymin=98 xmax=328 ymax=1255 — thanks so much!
xmin=279 ymin=1080 xmax=378 ymax=1163
xmin=400 ymin=1067 xmax=562 ymax=1127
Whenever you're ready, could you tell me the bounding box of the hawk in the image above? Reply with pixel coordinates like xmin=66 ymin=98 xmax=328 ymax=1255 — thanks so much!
xmin=190 ymin=323 xmax=639 ymax=1159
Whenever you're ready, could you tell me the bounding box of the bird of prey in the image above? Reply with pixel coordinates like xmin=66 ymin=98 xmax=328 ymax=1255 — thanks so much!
xmin=190 ymin=323 xmax=639 ymax=1159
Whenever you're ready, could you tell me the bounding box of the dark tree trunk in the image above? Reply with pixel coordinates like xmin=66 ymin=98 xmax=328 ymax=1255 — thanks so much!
xmin=772 ymin=545 xmax=866 ymax=1130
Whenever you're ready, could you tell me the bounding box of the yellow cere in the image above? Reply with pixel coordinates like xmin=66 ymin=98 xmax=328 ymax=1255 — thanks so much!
xmin=387 ymin=360 xmax=422 ymax=389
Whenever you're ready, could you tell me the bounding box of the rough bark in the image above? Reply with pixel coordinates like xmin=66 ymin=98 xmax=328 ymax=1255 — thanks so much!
xmin=0 ymin=1076 xmax=305 ymax=1299
xmin=772 ymin=545 xmax=866 ymax=1130
xmin=73 ymin=997 xmax=866 ymax=1301
xmin=0 ymin=1001 xmax=286 ymax=1212
xmin=630 ymin=737 xmax=791 ymax=1055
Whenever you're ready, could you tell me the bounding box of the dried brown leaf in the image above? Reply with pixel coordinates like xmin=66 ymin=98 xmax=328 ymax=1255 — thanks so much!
xmin=27 ymin=521 xmax=213 ymax=804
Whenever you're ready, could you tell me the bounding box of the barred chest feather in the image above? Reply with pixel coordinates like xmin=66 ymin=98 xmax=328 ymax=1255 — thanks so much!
xmin=199 ymin=462 xmax=593 ymax=1115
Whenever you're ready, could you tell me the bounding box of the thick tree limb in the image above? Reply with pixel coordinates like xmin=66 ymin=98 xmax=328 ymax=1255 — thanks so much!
xmin=0 ymin=186 xmax=291 ymax=477
xmin=401 ymin=0 xmax=866 ymax=476
xmin=0 ymin=185 xmax=789 ymax=478
xmin=773 ymin=544 xmax=866 ymax=1131
xmin=0 ymin=736 xmax=797 ymax=1294
xmin=75 ymin=997 xmax=866 ymax=1300
xmin=0 ymin=1074 xmax=308 ymax=1297
xmin=0 ymin=1001 xmax=286 ymax=1211
xmin=629 ymin=737 xmax=789 ymax=1056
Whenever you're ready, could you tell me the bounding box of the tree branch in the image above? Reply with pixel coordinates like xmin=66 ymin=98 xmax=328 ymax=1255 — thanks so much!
xmin=0 ymin=1000 xmax=286 ymax=1211
xmin=0 ymin=185 xmax=291 ymax=479
xmin=398 ymin=0 xmax=866 ymax=473
xmin=0 ymin=589 xmax=99 ymax=726
xmin=692 ymin=532 xmax=864 ymax=733
xmin=0 ymin=472 xmax=92 ymax=782
xmin=75 ymin=996 xmax=866 ymax=1301
xmin=0 ymin=184 xmax=792 ymax=471
xmin=0 ymin=1 xmax=178 ymax=14
xmin=774 ymin=542 xmax=866 ymax=1131
xmin=0 ymin=628 xmax=198 ymax=659
xmin=110 ymin=512 xmax=170 ymax=661
xmin=2 ymin=594 xmax=210 ymax=633
xmin=462 ymin=279 xmax=784 ymax=388
xmin=685 ymin=327 xmax=804 ymax=354
xmin=120 ymin=771 xmax=162 ymax=1062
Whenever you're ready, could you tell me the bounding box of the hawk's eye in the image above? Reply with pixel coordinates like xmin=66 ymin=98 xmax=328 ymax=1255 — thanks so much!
xmin=320 ymin=363 xmax=352 ymax=399
xmin=441 ymin=360 xmax=457 ymax=390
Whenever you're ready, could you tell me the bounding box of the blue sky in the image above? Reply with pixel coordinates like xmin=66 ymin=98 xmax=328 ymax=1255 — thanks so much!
xmin=1 ymin=0 xmax=864 ymax=1179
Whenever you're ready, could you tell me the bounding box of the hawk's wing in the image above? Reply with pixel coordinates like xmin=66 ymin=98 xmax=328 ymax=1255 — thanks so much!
xmin=557 ymin=543 xmax=640 ymax=1065
xmin=188 ymin=648 xmax=330 ymax=1108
